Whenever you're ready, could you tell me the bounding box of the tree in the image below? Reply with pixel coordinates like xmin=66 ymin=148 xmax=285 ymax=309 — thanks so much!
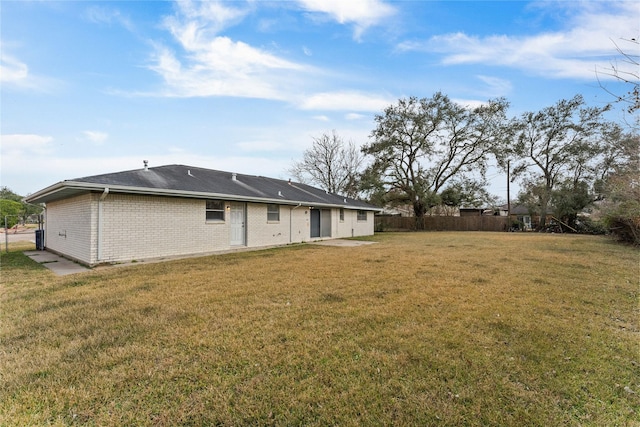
xmin=0 ymin=200 xmax=23 ymax=228
xmin=440 ymin=178 xmax=497 ymax=209
xmin=289 ymin=130 xmax=364 ymax=198
xmin=0 ymin=186 xmax=43 ymax=224
xmin=596 ymin=37 xmax=639 ymax=117
xmin=0 ymin=187 xmax=23 ymax=202
xmin=511 ymin=95 xmax=611 ymax=229
xmin=597 ymin=131 xmax=640 ymax=243
xmin=550 ymin=180 xmax=592 ymax=230
xmin=362 ymin=92 xmax=510 ymax=217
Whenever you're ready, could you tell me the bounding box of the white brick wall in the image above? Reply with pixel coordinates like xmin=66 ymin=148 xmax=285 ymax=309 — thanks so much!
xmin=99 ymin=194 xmax=230 ymax=263
xmin=45 ymin=193 xmax=96 ymax=265
xmin=332 ymin=209 xmax=374 ymax=238
xmin=44 ymin=193 xmax=375 ymax=265
xmin=246 ymin=203 xmax=312 ymax=246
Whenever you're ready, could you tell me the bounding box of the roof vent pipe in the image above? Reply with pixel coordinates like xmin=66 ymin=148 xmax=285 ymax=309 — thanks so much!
xmin=143 ymin=160 xmax=148 ymax=171
xmin=232 ymin=173 xmax=237 ymax=181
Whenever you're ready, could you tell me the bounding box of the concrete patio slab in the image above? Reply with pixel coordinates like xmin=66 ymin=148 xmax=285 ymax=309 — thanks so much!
xmin=24 ymin=251 xmax=89 ymax=276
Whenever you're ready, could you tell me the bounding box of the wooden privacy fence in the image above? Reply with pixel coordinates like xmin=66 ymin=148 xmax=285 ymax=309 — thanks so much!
xmin=375 ymin=215 xmax=510 ymax=232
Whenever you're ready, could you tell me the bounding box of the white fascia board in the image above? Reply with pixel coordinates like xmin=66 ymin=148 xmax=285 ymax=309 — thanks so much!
xmin=23 ymin=182 xmax=69 ymax=204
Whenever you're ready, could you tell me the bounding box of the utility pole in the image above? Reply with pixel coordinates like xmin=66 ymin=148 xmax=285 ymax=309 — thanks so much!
xmin=507 ymin=160 xmax=511 ymax=229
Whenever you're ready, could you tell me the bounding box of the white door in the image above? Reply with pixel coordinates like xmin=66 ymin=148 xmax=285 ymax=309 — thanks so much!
xmin=230 ymin=203 xmax=246 ymax=246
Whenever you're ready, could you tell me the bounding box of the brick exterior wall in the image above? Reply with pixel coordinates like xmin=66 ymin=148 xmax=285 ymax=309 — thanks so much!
xmin=334 ymin=209 xmax=373 ymax=238
xmin=45 ymin=193 xmax=96 ymax=265
xmin=44 ymin=193 xmax=375 ymax=265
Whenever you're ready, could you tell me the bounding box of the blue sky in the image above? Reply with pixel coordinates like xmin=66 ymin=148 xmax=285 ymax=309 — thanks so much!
xmin=2 ymin=0 xmax=638 ymax=200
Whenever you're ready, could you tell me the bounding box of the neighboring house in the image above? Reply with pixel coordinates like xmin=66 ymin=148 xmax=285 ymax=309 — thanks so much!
xmin=502 ymin=204 xmax=554 ymax=230
xmin=458 ymin=207 xmax=502 ymax=217
xmin=25 ymin=164 xmax=381 ymax=266
xmin=378 ymin=205 xmax=413 ymax=217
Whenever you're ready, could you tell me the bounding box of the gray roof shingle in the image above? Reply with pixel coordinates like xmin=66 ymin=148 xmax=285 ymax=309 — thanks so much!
xmin=27 ymin=164 xmax=379 ymax=210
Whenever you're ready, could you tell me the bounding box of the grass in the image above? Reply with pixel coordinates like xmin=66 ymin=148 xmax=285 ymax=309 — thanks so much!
xmin=1 ymin=232 xmax=638 ymax=426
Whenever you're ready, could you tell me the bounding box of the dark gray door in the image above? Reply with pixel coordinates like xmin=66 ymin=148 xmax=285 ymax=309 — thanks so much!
xmin=310 ymin=209 xmax=320 ymax=238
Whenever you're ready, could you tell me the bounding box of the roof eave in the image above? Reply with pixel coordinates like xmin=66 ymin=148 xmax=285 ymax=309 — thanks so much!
xmin=26 ymin=181 xmax=382 ymax=211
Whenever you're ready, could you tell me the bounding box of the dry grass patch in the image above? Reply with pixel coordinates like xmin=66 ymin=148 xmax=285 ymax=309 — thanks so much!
xmin=1 ymin=233 xmax=638 ymax=426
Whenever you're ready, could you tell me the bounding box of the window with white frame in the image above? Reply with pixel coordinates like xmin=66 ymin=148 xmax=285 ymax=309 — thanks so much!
xmin=206 ymin=200 xmax=225 ymax=221
xmin=339 ymin=208 xmax=344 ymax=222
xmin=267 ymin=204 xmax=280 ymax=222
xmin=357 ymin=210 xmax=367 ymax=221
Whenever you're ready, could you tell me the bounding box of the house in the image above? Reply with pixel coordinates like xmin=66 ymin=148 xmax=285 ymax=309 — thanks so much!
xmin=502 ymin=204 xmax=554 ymax=231
xmin=458 ymin=207 xmax=501 ymax=217
xmin=25 ymin=164 xmax=382 ymax=266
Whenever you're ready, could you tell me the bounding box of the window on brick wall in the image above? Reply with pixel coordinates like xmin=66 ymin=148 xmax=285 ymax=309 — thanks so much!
xmin=357 ymin=210 xmax=367 ymax=221
xmin=206 ymin=200 xmax=225 ymax=221
xmin=267 ymin=204 xmax=280 ymax=222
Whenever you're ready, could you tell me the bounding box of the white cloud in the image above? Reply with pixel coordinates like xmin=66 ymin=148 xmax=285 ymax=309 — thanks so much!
xmin=313 ymin=115 xmax=330 ymax=121
xmin=345 ymin=113 xmax=366 ymax=120
xmin=85 ymin=6 xmax=134 ymax=31
xmin=148 ymin=2 xmax=313 ymax=100
xmin=0 ymin=47 xmax=58 ymax=91
xmin=476 ymin=75 xmax=513 ymax=97
xmin=1 ymin=134 xmax=54 ymax=158
xmin=166 ymin=0 xmax=249 ymax=37
xmin=398 ymin=2 xmax=639 ymax=80
xmin=236 ymin=140 xmax=286 ymax=152
xmin=149 ymin=41 xmax=307 ymax=99
xmin=298 ymin=0 xmax=396 ymax=40
xmin=145 ymin=1 xmax=396 ymax=111
xmin=80 ymin=131 xmax=108 ymax=145
xmin=298 ymin=91 xmax=393 ymax=111
xmin=451 ymin=99 xmax=489 ymax=110
xmin=0 ymin=53 xmax=29 ymax=83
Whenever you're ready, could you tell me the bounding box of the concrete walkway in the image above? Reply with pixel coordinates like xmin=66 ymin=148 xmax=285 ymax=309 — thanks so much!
xmin=310 ymin=239 xmax=376 ymax=247
xmin=24 ymin=251 xmax=89 ymax=276
xmin=20 ymin=240 xmax=374 ymax=276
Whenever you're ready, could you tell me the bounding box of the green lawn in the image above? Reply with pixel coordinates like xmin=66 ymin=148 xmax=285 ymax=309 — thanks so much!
xmin=1 ymin=233 xmax=638 ymax=426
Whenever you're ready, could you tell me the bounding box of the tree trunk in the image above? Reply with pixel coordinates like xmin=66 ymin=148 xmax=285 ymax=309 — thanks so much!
xmin=413 ymin=201 xmax=426 ymax=230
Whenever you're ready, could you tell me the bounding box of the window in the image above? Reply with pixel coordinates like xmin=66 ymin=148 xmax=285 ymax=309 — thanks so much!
xmin=267 ymin=204 xmax=280 ymax=222
xmin=206 ymin=200 xmax=225 ymax=221
xmin=357 ymin=210 xmax=367 ymax=221
xmin=339 ymin=208 xmax=344 ymax=222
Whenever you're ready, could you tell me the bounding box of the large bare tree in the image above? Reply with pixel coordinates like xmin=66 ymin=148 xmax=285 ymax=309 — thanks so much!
xmin=289 ymin=130 xmax=364 ymax=198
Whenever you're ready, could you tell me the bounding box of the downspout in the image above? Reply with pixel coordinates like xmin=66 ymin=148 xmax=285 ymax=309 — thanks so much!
xmin=290 ymin=203 xmax=302 ymax=243
xmin=97 ymin=188 xmax=109 ymax=262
